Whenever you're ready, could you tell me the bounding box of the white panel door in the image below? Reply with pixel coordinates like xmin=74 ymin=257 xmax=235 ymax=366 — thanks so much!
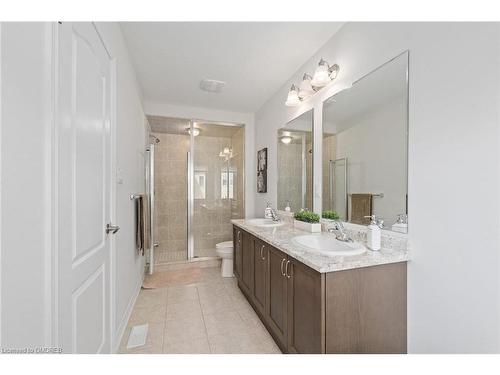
xmin=57 ymin=22 xmax=114 ymax=353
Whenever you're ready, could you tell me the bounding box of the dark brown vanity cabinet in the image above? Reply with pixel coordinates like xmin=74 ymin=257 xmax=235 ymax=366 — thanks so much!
xmin=233 ymin=227 xmax=253 ymax=296
xmin=286 ymin=258 xmax=325 ymax=353
xmin=266 ymin=246 xmax=288 ymax=350
xmin=252 ymin=238 xmax=268 ymax=315
xmin=232 ymin=225 xmax=407 ymax=354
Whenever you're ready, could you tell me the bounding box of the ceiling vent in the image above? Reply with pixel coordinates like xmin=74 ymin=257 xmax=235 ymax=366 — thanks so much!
xmin=199 ymin=79 xmax=226 ymax=93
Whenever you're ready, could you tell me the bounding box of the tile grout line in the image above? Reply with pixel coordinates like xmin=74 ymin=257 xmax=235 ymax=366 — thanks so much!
xmin=160 ymin=286 xmax=169 ymax=353
xmin=196 ymin=284 xmax=213 ymax=353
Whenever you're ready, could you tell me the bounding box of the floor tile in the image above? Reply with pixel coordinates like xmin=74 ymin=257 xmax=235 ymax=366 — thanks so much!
xmin=134 ymin=288 xmax=168 ymax=309
xmin=163 ymin=336 xmax=210 ymax=354
xmin=164 ymin=315 xmax=207 ymax=342
xmin=120 ymin=266 xmax=280 ymax=354
xmin=128 ymin=304 xmax=167 ymax=325
xmin=167 ymin=284 xmax=199 ymax=303
xmin=203 ymin=309 xmax=243 ymax=337
xmin=166 ymin=299 xmax=204 ymax=321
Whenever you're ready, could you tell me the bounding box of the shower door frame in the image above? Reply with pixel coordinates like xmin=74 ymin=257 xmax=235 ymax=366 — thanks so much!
xmin=146 ymin=143 xmax=155 ymax=274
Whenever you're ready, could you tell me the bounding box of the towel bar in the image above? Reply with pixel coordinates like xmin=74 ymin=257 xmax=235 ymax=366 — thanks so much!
xmin=348 ymin=193 xmax=384 ymax=198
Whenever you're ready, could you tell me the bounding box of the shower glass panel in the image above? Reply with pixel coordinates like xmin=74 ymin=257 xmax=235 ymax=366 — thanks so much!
xmin=148 ymin=116 xmax=191 ymax=263
xmin=146 ymin=116 xmax=244 ymax=264
xmin=192 ymin=122 xmax=245 ymax=258
xmin=322 ymin=153 xmax=347 ymax=220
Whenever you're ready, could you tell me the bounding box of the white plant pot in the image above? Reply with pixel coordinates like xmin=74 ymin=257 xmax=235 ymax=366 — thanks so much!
xmin=294 ymin=219 xmax=322 ymax=233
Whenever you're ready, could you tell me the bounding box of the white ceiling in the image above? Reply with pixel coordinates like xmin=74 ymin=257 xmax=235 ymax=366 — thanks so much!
xmin=120 ymin=22 xmax=344 ymax=113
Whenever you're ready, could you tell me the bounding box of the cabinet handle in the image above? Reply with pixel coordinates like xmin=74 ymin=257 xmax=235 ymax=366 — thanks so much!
xmin=237 ymin=230 xmax=241 ymax=243
xmin=280 ymin=258 xmax=286 ymax=276
xmin=285 ymin=260 xmax=291 ymax=279
xmin=260 ymin=245 xmax=266 ymax=260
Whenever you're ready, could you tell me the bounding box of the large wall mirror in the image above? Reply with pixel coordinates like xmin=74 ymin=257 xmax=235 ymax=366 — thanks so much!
xmin=322 ymin=52 xmax=408 ymax=231
xmin=277 ymin=109 xmax=313 ymax=212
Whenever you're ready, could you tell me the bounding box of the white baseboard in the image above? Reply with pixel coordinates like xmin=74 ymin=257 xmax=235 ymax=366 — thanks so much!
xmin=112 ymin=270 xmax=144 ymax=353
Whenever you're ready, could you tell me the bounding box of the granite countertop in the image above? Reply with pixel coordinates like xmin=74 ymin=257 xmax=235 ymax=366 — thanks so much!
xmin=231 ymin=219 xmax=410 ymax=273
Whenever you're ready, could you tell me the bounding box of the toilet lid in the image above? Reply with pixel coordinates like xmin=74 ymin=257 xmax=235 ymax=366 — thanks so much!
xmin=216 ymin=241 xmax=233 ymax=249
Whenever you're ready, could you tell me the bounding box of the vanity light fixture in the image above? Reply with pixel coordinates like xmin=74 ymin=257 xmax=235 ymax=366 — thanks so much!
xmin=187 ymin=127 xmax=200 ymax=136
xmin=280 ymin=135 xmax=293 ymax=144
xmin=311 ymin=58 xmax=340 ymax=87
xmin=219 ymin=146 xmax=233 ymax=160
xmin=285 ymin=61 xmax=340 ymax=106
xmin=285 ymin=84 xmax=300 ymax=107
xmin=298 ymin=73 xmax=315 ymax=99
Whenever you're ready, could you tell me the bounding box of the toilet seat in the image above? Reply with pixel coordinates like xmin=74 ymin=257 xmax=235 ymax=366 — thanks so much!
xmin=216 ymin=241 xmax=233 ymax=249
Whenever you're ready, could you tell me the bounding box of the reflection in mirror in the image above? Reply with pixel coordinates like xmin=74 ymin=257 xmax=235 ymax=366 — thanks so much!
xmin=322 ymin=52 xmax=408 ymax=232
xmin=277 ymin=110 xmax=313 ymax=213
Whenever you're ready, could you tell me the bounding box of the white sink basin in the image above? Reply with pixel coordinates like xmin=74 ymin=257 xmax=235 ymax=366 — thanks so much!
xmin=246 ymin=218 xmax=285 ymax=228
xmin=292 ymin=234 xmax=366 ymax=256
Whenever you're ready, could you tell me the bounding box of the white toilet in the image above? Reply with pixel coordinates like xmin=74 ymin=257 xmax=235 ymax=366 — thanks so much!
xmin=215 ymin=241 xmax=234 ymax=277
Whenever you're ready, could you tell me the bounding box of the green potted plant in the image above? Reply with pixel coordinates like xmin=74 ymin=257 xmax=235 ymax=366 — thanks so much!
xmin=294 ymin=210 xmax=321 ymax=232
xmin=322 ymin=210 xmax=341 ymax=221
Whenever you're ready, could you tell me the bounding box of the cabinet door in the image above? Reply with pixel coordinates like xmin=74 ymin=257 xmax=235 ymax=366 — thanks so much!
xmin=287 ymin=258 xmax=325 ymax=353
xmin=266 ymin=246 xmax=288 ymax=350
xmin=233 ymin=226 xmax=242 ymax=280
xmin=240 ymin=231 xmax=254 ymax=295
xmin=252 ymin=238 xmax=268 ymax=315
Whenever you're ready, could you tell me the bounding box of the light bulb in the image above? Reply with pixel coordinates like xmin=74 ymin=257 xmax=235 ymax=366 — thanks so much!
xmin=187 ymin=127 xmax=200 ymax=136
xmin=311 ymin=58 xmax=331 ymax=87
xmin=285 ymin=84 xmax=300 ymax=106
xmin=298 ymin=73 xmax=315 ymax=99
xmin=280 ymin=136 xmax=292 ymax=144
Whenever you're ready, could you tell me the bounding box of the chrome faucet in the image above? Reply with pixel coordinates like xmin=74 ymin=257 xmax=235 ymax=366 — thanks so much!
xmin=327 ymin=220 xmax=352 ymax=242
xmin=270 ymin=207 xmax=280 ymax=222
xmin=264 ymin=201 xmax=281 ymax=222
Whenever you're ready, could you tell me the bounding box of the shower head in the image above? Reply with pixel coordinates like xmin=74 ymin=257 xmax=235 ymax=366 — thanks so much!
xmin=150 ymin=135 xmax=160 ymax=144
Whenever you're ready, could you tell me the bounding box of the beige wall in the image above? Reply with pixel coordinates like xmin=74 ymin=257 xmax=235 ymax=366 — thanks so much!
xmin=153 ymin=132 xmax=189 ymax=262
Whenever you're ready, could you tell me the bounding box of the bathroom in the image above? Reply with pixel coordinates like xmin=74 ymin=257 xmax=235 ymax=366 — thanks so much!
xmin=1 ymin=4 xmax=500 ymax=373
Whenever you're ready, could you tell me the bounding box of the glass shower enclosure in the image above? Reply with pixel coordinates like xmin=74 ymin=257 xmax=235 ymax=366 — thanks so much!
xmin=146 ymin=116 xmax=244 ymax=267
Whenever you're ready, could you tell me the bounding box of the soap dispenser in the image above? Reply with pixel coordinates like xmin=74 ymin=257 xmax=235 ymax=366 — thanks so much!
xmin=285 ymin=200 xmax=291 ymax=212
xmin=391 ymin=214 xmax=408 ymax=234
xmin=364 ymin=215 xmax=383 ymax=251
xmin=264 ymin=202 xmax=273 ymax=219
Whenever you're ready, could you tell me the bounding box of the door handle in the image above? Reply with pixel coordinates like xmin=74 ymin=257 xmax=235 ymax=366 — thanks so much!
xmin=280 ymin=258 xmax=286 ymax=276
xmin=105 ymin=223 xmax=120 ymax=234
xmin=285 ymin=260 xmax=291 ymax=279
xmin=260 ymin=245 xmax=266 ymax=260
xmin=153 ymin=243 xmax=159 ymax=247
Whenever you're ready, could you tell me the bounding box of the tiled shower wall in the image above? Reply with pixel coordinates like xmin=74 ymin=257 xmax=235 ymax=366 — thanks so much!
xmin=153 ymin=132 xmax=189 ymax=263
xmin=153 ymin=128 xmax=245 ymax=263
